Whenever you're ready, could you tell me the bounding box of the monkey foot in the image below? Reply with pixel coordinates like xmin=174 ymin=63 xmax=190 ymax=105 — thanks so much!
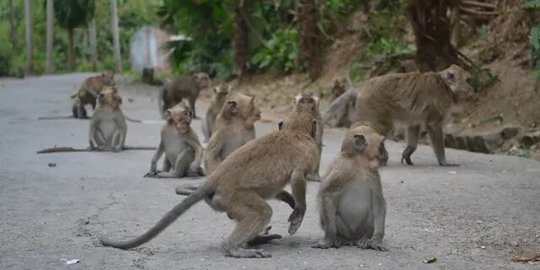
xmin=438 ymin=161 xmax=460 ymax=167
xmin=225 ymin=248 xmax=271 ymax=258
xmin=287 ymin=209 xmax=305 ymax=235
xmin=247 ymin=234 xmax=281 ymax=246
xmin=311 ymin=239 xmax=342 ymax=249
xmin=357 ymin=239 xmax=388 ymax=251
xmin=400 ymin=156 xmax=414 ymax=166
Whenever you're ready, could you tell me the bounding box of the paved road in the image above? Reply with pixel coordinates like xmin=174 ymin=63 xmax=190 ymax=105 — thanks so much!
xmin=0 ymin=74 xmax=538 ymax=270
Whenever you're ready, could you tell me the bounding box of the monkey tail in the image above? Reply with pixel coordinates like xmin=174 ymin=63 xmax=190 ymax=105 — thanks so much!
xmin=124 ymin=115 xmax=142 ymax=123
xmin=100 ymin=184 xmax=211 ymax=250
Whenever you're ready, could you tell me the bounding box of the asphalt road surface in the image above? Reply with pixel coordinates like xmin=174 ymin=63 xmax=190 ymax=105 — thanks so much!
xmin=0 ymin=74 xmax=538 ymax=270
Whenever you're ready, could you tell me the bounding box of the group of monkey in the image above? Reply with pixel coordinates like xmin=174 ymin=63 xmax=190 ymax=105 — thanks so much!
xmin=51 ymin=64 xmax=474 ymax=258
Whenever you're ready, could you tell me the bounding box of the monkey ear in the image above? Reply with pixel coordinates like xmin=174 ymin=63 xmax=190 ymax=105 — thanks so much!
xmin=164 ymin=109 xmax=172 ymax=118
xmin=353 ymin=134 xmax=368 ymax=151
xmin=444 ymin=70 xmax=456 ymax=83
xmin=227 ymin=100 xmax=238 ymax=114
xmin=278 ymin=121 xmax=283 ymax=130
xmin=310 ymin=120 xmax=318 ymax=139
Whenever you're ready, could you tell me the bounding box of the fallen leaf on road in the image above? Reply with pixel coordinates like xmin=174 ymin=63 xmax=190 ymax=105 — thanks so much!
xmin=48 ymin=163 xmax=56 ymax=167
xmin=61 ymin=259 xmax=80 ymax=265
xmin=423 ymin=257 xmax=437 ymax=264
xmin=447 ymin=171 xmax=457 ymax=175
xmin=510 ymin=253 xmax=540 ymax=263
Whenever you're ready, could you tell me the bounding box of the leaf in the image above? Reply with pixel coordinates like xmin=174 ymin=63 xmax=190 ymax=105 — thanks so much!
xmin=522 ymin=0 xmax=540 ymax=9
xmin=530 ymin=25 xmax=540 ymax=50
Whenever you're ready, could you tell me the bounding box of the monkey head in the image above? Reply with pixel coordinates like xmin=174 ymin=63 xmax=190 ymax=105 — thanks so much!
xmin=167 ymin=102 xmax=193 ymax=134
xmin=98 ymin=86 xmax=122 ymax=108
xmin=193 ymin=72 xmax=211 ymax=89
xmin=213 ymin=84 xmax=231 ymax=103
xmin=331 ymin=80 xmax=346 ymax=99
xmin=100 ymin=71 xmax=115 ymax=86
xmin=221 ymin=93 xmax=261 ymax=128
xmin=439 ymin=65 xmax=475 ymax=101
xmin=294 ymin=92 xmax=320 ymax=114
xmin=343 ymin=125 xmax=387 ymax=169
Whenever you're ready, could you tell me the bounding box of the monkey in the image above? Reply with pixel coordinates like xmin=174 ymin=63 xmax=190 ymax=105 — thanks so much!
xmin=88 ymin=86 xmax=127 ymax=152
xmin=278 ymin=92 xmax=323 ymax=182
xmin=159 ymin=73 xmax=211 ymax=119
xmin=326 ymin=79 xmax=355 ymax=128
xmin=71 ymin=71 xmax=115 ymax=119
xmin=202 ymin=92 xmax=261 ymax=176
xmin=144 ymin=102 xmax=205 ymax=178
xmin=201 ymin=84 xmax=231 ymax=142
xmin=99 ymin=109 xmax=320 ymax=258
xmin=312 ymin=124 xmax=388 ymax=251
xmin=354 ymin=64 xmax=474 ymax=166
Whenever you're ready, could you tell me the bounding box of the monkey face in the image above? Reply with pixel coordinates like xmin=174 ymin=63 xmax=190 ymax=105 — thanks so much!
xmin=101 ymin=71 xmax=115 ymax=86
xmin=168 ymin=103 xmax=193 ymax=133
xmin=331 ymin=80 xmax=346 ymax=98
xmin=295 ymin=93 xmax=320 ymax=113
xmin=441 ymin=65 xmax=475 ymax=101
xmin=346 ymin=125 xmax=386 ymax=169
xmin=99 ymin=87 xmax=122 ymax=108
xmin=194 ymin=73 xmax=211 ymax=89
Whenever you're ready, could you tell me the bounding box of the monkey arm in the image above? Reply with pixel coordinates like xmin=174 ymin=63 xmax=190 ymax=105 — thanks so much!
xmin=149 ymin=141 xmax=165 ymax=172
xmin=88 ymin=118 xmax=99 ymax=149
xmin=287 ymin=169 xmax=307 ymax=235
xmin=185 ymin=131 xmax=204 ymax=170
xmin=203 ymin=131 xmax=225 ymax=174
xmin=114 ymin=114 xmax=128 ymax=151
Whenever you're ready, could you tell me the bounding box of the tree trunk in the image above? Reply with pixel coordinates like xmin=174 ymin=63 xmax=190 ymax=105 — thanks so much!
xmin=45 ymin=0 xmax=54 ymax=73
xmin=9 ymin=0 xmax=16 ymax=48
xmin=234 ymin=3 xmax=249 ymax=80
xmin=406 ymin=0 xmax=458 ymax=72
xmin=88 ymin=20 xmax=98 ymax=71
xmin=110 ymin=0 xmax=123 ymax=73
xmin=67 ymin=28 xmax=75 ymax=71
xmin=24 ymin=0 xmax=34 ymax=74
xmin=296 ymin=0 xmax=321 ymax=80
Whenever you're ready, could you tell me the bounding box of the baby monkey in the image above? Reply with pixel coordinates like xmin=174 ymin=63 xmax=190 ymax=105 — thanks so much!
xmin=313 ymin=125 xmax=388 ymax=251
xmin=88 ymin=86 xmax=127 ymax=152
xmin=145 ymin=102 xmax=204 ymax=178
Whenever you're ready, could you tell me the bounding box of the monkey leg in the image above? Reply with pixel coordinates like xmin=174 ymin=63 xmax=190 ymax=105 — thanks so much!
xmin=401 ymin=125 xmax=420 ymax=165
xmin=150 ymin=149 xmax=194 ymax=178
xmin=222 ymin=192 xmax=273 ymax=258
xmin=162 ymin=158 xmax=172 ymax=172
xmin=274 ymin=190 xmax=296 ymax=209
xmin=312 ymin=195 xmax=342 ymax=249
xmin=427 ymin=124 xmax=459 ymax=166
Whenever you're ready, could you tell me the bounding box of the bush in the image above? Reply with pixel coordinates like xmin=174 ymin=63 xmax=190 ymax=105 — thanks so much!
xmin=0 ymin=41 xmax=14 ymax=77
xmin=251 ymin=29 xmax=300 ymax=73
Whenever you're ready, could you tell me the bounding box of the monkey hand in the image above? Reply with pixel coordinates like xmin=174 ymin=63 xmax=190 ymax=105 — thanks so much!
xmin=311 ymin=238 xmax=342 ymax=249
xmin=287 ymin=208 xmax=305 ymax=235
xmin=144 ymin=170 xmax=159 ymax=178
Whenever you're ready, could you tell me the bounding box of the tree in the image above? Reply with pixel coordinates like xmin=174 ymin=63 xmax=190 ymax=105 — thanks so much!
xmin=111 ymin=0 xmax=122 ymax=73
xmin=88 ymin=20 xmax=98 ymax=71
xmin=24 ymin=0 xmax=34 ymax=74
xmin=234 ymin=1 xmax=249 ymax=80
xmin=54 ymin=0 xmax=95 ymax=71
xmin=8 ymin=0 xmax=16 ymax=49
xmin=46 ymin=0 xmax=54 ymax=73
xmin=296 ymin=0 xmax=322 ymax=80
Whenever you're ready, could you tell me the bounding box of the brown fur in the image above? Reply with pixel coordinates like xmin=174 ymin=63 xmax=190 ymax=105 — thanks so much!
xmin=100 ymin=109 xmax=319 ymax=258
xmin=203 ymin=92 xmax=261 ymax=176
xmin=279 ymin=92 xmax=323 ymax=181
xmin=313 ymin=125 xmax=387 ymax=250
xmin=145 ymin=102 xmax=205 ymax=178
xmin=355 ymin=64 xmax=474 ymax=166
xmin=159 ymin=73 xmax=210 ymax=119
xmin=72 ymin=71 xmax=115 ymax=118
xmin=201 ymin=84 xmax=231 ymax=142
xmin=88 ymin=86 xmax=127 ymax=152
xmin=329 ymin=79 xmax=355 ymax=127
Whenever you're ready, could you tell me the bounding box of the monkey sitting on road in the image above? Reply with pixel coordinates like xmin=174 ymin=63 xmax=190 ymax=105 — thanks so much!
xmin=159 ymin=73 xmax=211 ymax=119
xmin=203 ymin=92 xmax=261 ymax=176
xmin=88 ymin=86 xmax=127 ymax=152
xmin=72 ymin=71 xmax=115 ymax=119
xmin=201 ymin=84 xmax=231 ymax=142
xmin=100 ymin=107 xmax=319 ymax=258
xmin=326 ymin=65 xmax=474 ymax=166
xmin=144 ymin=102 xmax=205 ymax=178
xmin=312 ymin=125 xmax=388 ymax=251
xmin=279 ymin=92 xmax=323 ymax=182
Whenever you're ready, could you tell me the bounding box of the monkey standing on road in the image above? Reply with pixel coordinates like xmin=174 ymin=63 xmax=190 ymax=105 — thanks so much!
xmin=159 ymin=73 xmax=211 ymax=119
xmin=144 ymin=102 xmax=205 ymax=178
xmin=88 ymin=86 xmax=127 ymax=152
xmin=100 ymin=108 xmax=319 ymax=258
xmin=313 ymin=125 xmax=388 ymax=251
xmin=279 ymin=92 xmax=323 ymax=182
xmin=355 ymin=64 xmax=474 ymax=166
xmin=72 ymin=71 xmax=115 ymax=119
xmin=203 ymin=92 xmax=261 ymax=176
xmin=201 ymin=84 xmax=231 ymax=142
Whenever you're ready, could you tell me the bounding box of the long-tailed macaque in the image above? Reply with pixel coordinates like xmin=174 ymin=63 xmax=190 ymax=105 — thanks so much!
xmin=324 ymin=65 xmax=474 ymax=166
xmin=313 ymin=125 xmax=388 ymax=251
xmin=203 ymin=92 xmax=261 ymax=176
xmin=201 ymin=84 xmax=231 ymax=142
xmin=72 ymin=72 xmax=115 ymax=119
xmin=144 ymin=102 xmax=204 ymax=178
xmin=99 ymin=109 xmax=319 ymax=258
xmin=159 ymin=73 xmax=211 ymax=119
xmin=88 ymin=86 xmax=127 ymax=152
